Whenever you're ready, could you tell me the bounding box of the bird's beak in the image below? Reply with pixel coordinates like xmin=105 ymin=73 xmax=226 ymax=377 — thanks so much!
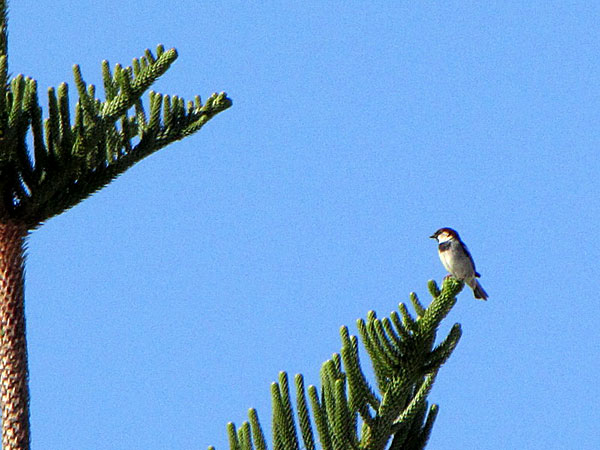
xmin=429 ymin=234 xmax=436 ymax=239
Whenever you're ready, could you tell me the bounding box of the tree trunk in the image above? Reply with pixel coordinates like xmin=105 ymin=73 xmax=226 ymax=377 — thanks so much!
xmin=0 ymin=222 xmax=29 ymax=450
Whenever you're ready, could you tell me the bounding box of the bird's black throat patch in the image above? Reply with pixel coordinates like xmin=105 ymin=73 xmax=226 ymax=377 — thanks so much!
xmin=438 ymin=241 xmax=451 ymax=252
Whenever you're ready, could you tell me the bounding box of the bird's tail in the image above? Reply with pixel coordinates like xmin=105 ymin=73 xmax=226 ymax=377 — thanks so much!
xmin=468 ymin=279 xmax=488 ymax=301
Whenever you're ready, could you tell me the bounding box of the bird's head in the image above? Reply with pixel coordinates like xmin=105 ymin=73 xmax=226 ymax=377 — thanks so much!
xmin=430 ymin=227 xmax=460 ymax=243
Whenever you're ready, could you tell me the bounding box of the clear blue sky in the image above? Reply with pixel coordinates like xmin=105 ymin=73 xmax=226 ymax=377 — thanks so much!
xmin=9 ymin=1 xmax=599 ymax=449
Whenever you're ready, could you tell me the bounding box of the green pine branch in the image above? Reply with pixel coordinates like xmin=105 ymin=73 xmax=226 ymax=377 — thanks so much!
xmin=0 ymin=43 xmax=232 ymax=229
xmin=0 ymin=2 xmax=231 ymax=447
xmin=217 ymin=277 xmax=464 ymax=450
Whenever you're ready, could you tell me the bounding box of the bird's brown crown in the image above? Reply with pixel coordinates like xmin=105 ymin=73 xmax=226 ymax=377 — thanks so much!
xmin=430 ymin=227 xmax=459 ymax=240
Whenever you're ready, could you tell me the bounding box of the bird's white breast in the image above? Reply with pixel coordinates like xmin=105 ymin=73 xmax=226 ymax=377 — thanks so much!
xmin=438 ymin=239 xmax=475 ymax=280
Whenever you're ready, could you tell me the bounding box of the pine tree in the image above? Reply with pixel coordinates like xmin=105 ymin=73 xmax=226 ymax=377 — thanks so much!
xmin=0 ymin=2 xmax=231 ymax=448
xmin=217 ymin=278 xmax=464 ymax=450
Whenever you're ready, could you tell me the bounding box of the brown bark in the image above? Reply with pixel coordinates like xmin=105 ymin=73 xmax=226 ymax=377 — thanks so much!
xmin=0 ymin=222 xmax=29 ymax=450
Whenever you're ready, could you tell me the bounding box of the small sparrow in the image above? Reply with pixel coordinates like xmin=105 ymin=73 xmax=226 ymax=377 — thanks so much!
xmin=430 ymin=227 xmax=488 ymax=300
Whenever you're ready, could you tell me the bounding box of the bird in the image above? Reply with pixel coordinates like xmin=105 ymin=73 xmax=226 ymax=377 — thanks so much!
xmin=430 ymin=227 xmax=488 ymax=300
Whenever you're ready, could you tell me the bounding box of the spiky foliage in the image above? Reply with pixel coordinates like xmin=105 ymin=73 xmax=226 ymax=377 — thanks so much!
xmin=0 ymin=1 xmax=231 ymax=448
xmin=0 ymin=44 xmax=231 ymax=228
xmin=221 ymin=278 xmax=464 ymax=450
